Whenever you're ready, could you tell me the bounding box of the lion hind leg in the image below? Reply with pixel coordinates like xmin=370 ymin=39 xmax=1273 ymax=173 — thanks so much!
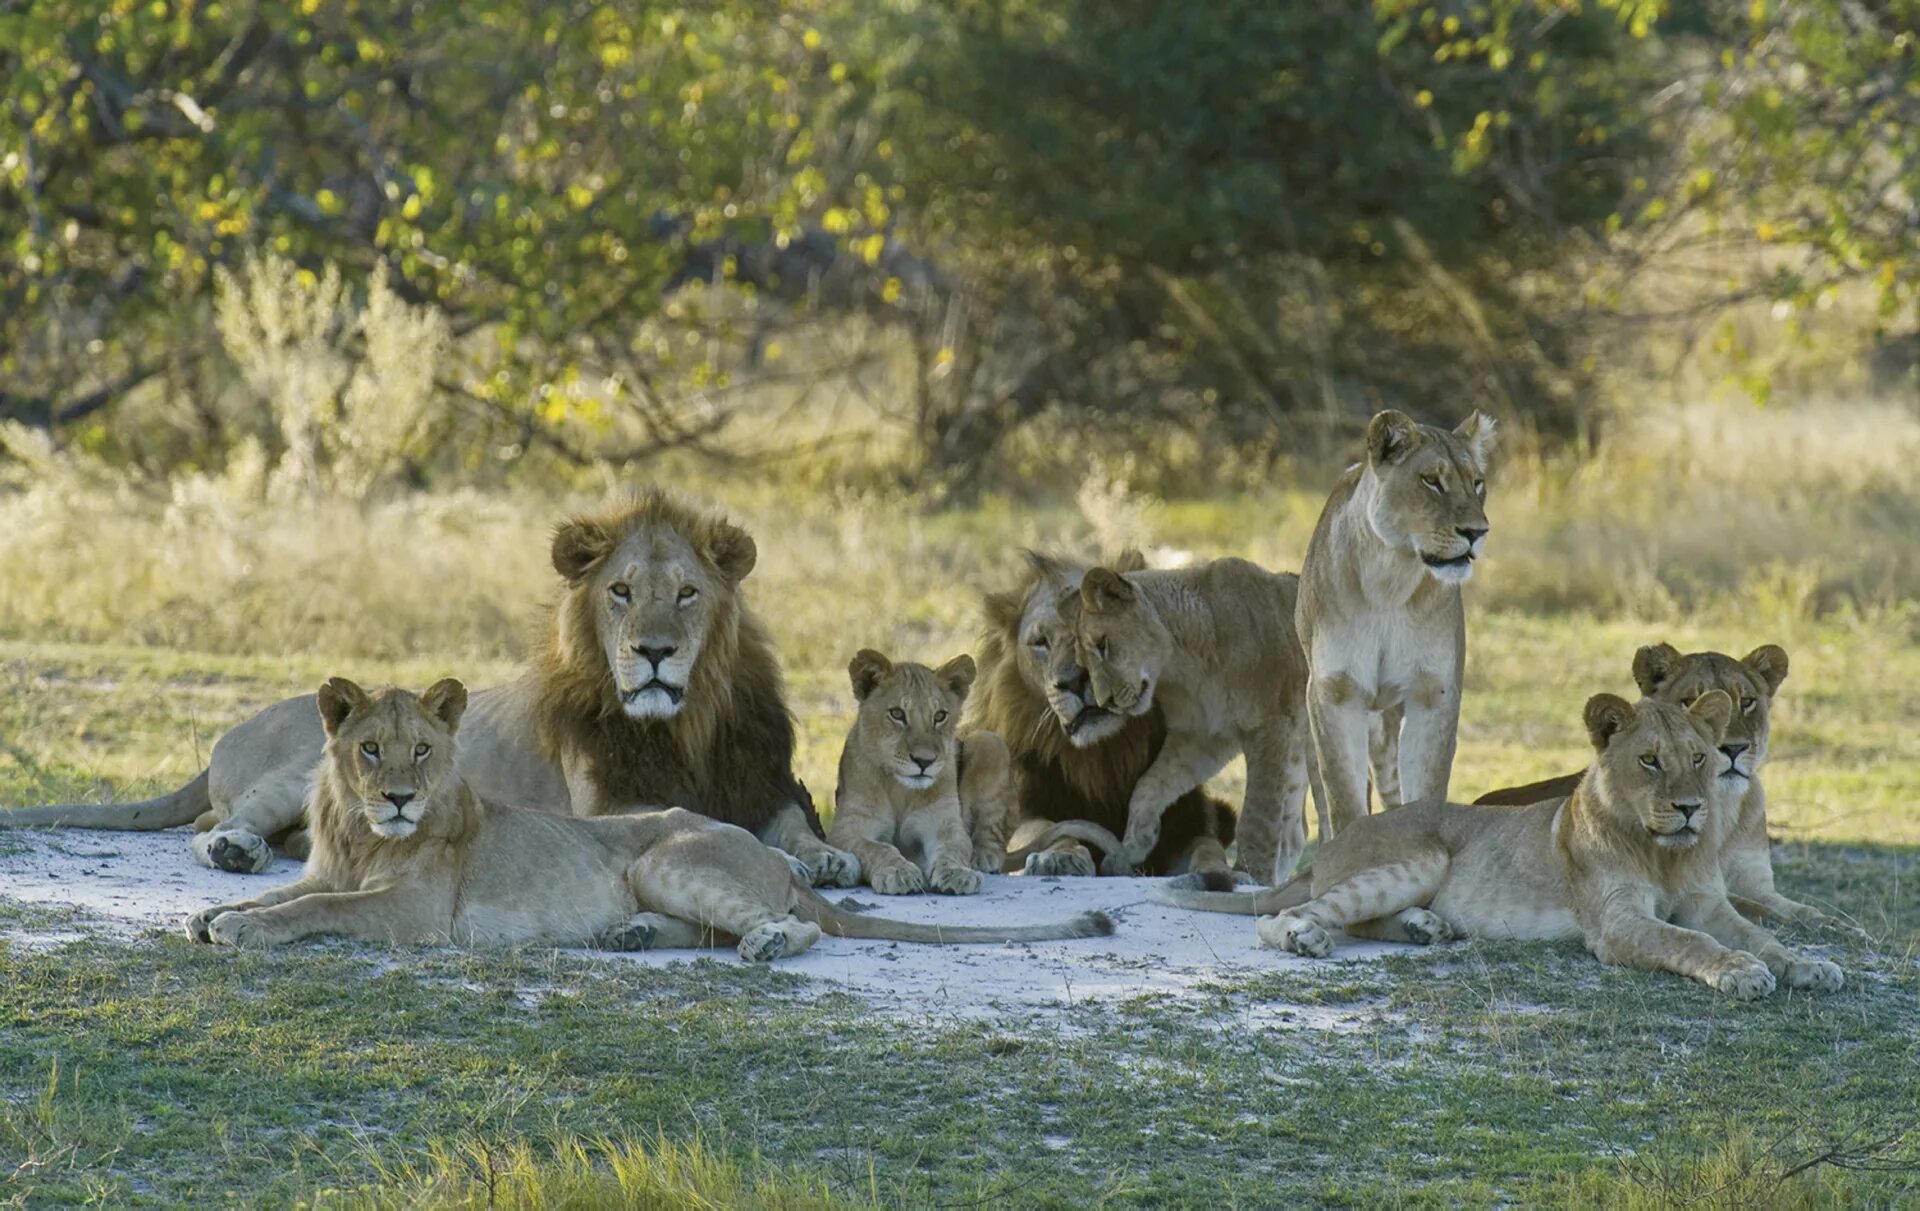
xmin=737 ymin=916 xmax=822 ymax=963
xmin=1255 ymin=850 xmax=1448 ymax=956
xmin=1345 ymin=906 xmax=1456 ymax=946
xmin=598 ymin=912 xmax=714 ymax=952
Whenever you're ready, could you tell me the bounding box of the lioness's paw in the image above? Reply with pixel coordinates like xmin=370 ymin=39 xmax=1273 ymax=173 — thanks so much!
xmin=928 ymin=861 xmax=983 ymax=895
xmin=869 ymin=862 xmax=926 ymax=896
xmin=1706 ymin=952 xmax=1776 ymax=1000
xmin=783 ymin=853 xmax=813 ymax=882
xmin=737 ymin=922 xmax=791 ymax=963
xmin=1166 ymin=869 xmax=1238 ymax=893
xmin=183 ymin=908 xmax=227 ymax=944
xmin=1024 ymin=845 xmax=1096 ymax=879
xmin=207 ymin=910 xmax=267 ymax=949
xmin=597 ymin=918 xmax=659 ymax=952
xmin=1397 ymin=907 xmax=1455 ymax=947
xmin=797 ymin=845 xmax=861 ymax=888
xmin=1256 ymin=914 xmax=1333 ymax=958
xmin=203 ymin=830 xmax=273 ymax=875
xmin=1098 ymin=850 xmax=1139 ymax=878
xmin=1780 ymin=956 xmax=1844 ymax=993
xmin=971 ymin=845 xmax=1007 ymax=874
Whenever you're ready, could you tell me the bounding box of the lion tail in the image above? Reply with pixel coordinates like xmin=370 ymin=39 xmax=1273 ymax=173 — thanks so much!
xmin=1 ymin=769 xmax=212 ymax=831
xmin=792 ymin=881 xmax=1114 ymax=944
xmin=1153 ymin=870 xmax=1312 ymax=916
xmin=1000 ymin=819 xmax=1125 ymax=872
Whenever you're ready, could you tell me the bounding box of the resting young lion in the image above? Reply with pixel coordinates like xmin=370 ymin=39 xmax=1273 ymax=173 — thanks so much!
xmin=1158 ymin=692 xmax=1844 ymax=1000
xmin=1475 ymin=642 xmax=1846 ymax=931
xmin=1070 ymin=559 xmax=1312 ymax=882
xmin=5 ymin=490 xmax=857 ymax=886
xmin=185 ymin=679 xmax=1114 ymax=958
xmin=1298 ymin=409 xmax=1495 ymax=836
xmin=827 ymin=651 xmax=1011 ymax=895
xmin=968 ymin=551 xmax=1240 ymax=887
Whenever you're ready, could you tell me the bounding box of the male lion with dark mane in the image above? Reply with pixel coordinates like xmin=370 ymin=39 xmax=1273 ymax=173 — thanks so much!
xmin=967 ymin=550 xmax=1242 ymax=889
xmin=3 ymin=489 xmax=858 ymax=885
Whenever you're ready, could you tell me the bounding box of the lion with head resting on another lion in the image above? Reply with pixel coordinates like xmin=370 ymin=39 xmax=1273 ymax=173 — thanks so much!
xmin=1160 ymin=691 xmax=1845 ymax=1000
xmin=185 ymin=678 xmax=1110 ymax=958
xmin=4 ymin=489 xmax=858 ymax=886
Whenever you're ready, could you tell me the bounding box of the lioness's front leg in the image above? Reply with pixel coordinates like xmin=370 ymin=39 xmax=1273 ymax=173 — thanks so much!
xmin=1236 ymin=718 xmax=1310 ymax=884
xmin=1394 ymin=672 xmax=1461 ymax=806
xmin=1306 ymin=673 xmax=1373 ymax=833
xmin=1588 ymin=891 xmax=1776 ymax=1000
xmin=957 ymin=733 xmax=1014 ymax=873
xmin=184 ymin=876 xmax=332 ymax=943
xmin=903 ymin=802 xmax=985 ymax=895
xmin=828 ymin=803 xmax=924 ymax=895
xmin=761 ymin=801 xmax=860 ymax=888
xmin=1103 ymin=732 xmax=1235 ymax=876
xmin=205 ymin=886 xmax=449 ymax=948
xmin=1679 ymin=894 xmax=1844 ymax=993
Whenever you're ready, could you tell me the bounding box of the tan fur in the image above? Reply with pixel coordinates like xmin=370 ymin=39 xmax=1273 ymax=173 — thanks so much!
xmin=1158 ymin=692 xmax=1844 ymax=999
xmin=1475 ymin=642 xmax=1850 ymax=932
xmin=185 ymin=681 xmax=1114 ymax=958
xmin=967 ymin=551 xmax=1238 ymax=887
xmin=6 ymin=490 xmax=854 ymax=885
xmin=1070 ymin=558 xmax=1313 ymax=882
xmin=1298 ymin=410 xmax=1496 ymax=837
xmin=828 ymin=651 xmax=1012 ymax=895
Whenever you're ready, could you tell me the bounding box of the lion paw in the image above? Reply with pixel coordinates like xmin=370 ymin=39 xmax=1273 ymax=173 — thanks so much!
xmin=1256 ymin=914 xmax=1333 ymax=958
xmin=928 ymin=861 xmax=983 ymax=895
xmin=183 ymin=907 xmax=229 ymax=944
xmin=1779 ymin=956 xmax=1844 ymax=993
xmin=1098 ymin=849 xmax=1139 ymax=878
xmin=796 ymin=845 xmax=861 ymax=888
xmin=737 ymin=922 xmax=793 ymax=963
xmin=202 ymin=830 xmax=273 ymax=875
xmin=971 ymin=845 xmax=1007 ymax=874
xmin=207 ymin=910 xmax=268 ymax=949
xmin=1397 ymin=907 xmax=1455 ymax=947
xmin=869 ymin=861 xmax=926 ymax=896
xmin=1706 ymin=952 xmax=1776 ymax=1000
xmin=1024 ymin=845 xmax=1096 ymax=879
xmin=1165 ymin=869 xmax=1238 ymax=893
xmin=598 ymin=917 xmax=660 ymax=952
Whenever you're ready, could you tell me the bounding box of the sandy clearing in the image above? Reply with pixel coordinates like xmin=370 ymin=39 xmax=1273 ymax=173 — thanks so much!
xmin=0 ymin=828 xmax=1398 ymax=1023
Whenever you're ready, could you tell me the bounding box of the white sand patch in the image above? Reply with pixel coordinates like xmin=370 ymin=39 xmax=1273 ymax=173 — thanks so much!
xmin=0 ymin=828 xmax=1399 ymax=1023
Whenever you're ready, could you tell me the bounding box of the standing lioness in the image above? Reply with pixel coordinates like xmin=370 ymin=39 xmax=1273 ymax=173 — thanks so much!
xmin=1299 ymin=409 xmax=1495 ymax=835
xmin=1159 ymin=692 xmax=1844 ymax=1000
xmin=186 ymin=679 xmax=1114 ymax=960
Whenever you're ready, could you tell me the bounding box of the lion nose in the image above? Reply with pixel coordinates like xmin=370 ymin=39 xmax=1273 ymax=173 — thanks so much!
xmin=1457 ymin=524 xmax=1489 ymax=545
xmin=1720 ymin=743 xmax=1748 ymax=762
xmin=384 ymin=791 xmax=415 ymax=809
xmin=633 ymin=644 xmax=677 ymax=666
xmin=911 ymin=753 xmax=937 ymax=772
xmin=1672 ymin=801 xmax=1701 ymax=822
xmin=1053 ymin=674 xmax=1081 ymax=695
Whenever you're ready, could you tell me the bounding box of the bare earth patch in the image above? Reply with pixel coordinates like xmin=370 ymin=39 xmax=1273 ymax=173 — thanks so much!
xmin=0 ymin=827 xmax=1396 ymax=1022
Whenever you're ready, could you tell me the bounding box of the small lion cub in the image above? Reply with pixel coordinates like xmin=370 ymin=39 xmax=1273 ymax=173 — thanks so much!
xmin=828 ymin=650 xmax=1013 ymax=895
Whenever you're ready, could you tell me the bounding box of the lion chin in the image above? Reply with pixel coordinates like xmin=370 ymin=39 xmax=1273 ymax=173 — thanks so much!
xmin=1650 ymin=828 xmax=1700 ymax=850
xmin=1420 ymin=552 xmax=1476 ymax=585
xmin=620 ymin=684 xmax=685 ymax=719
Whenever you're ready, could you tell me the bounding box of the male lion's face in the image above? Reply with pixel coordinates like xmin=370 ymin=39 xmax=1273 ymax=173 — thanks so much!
xmin=848 ymin=651 xmax=972 ymax=790
xmin=1363 ymin=410 xmax=1495 ymax=585
xmin=1585 ymin=690 xmax=1730 ymax=851
xmin=1072 ymin=567 xmax=1172 ymax=722
xmin=1005 ymin=554 xmax=1136 ymax=748
xmin=1632 ymin=643 xmax=1786 ymax=791
xmin=551 ymin=513 xmax=757 ymax=720
xmin=317 ymin=678 xmax=467 ymax=840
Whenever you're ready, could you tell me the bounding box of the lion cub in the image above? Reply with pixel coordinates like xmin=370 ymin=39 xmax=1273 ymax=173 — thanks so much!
xmin=1160 ymin=691 xmax=1844 ymax=1000
xmin=1070 ymin=558 xmax=1312 ymax=882
xmin=828 ymin=651 xmax=1012 ymax=895
xmin=185 ymin=678 xmax=1112 ymax=960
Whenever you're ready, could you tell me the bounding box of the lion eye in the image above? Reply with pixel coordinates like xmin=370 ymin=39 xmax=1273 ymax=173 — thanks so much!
xmin=1095 ymin=638 xmax=1109 ymax=659
xmin=414 ymin=743 xmax=431 ymax=761
xmin=1423 ymin=474 xmax=1444 ymax=493
xmin=609 ymin=583 xmax=632 ymax=603
xmin=1639 ymin=754 xmax=1660 ymax=771
xmin=1472 ymin=479 xmax=1485 ymax=495
xmin=933 ymin=710 xmax=948 ymax=725
xmin=1741 ymin=697 xmax=1757 ymax=713
xmin=1692 ymin=752 xmax=1706 ymax=767
xmin=677 ymin=585 xmax=699 ymax=604
xmin=360 ymin=741 xmax=381 ymax=761
xmin=887 ymin=707 xmax=907 ymax=725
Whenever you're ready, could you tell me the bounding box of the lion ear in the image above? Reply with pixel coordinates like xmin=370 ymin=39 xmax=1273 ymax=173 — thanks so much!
xmin=317 ymin=677 xmax=371 ymax=738
xmin=1022 ymin=549 xmax=1075 ymax=584
xmin=1455 ymin=410 xmax=1498 ymax=472
xmin=1742 ymin=644 xmax=1789 ymax=695
xmin=419 ymin=678 xmax=469 ymax=734
xmin=1079 ymin=567 xmax=1136 ymax=613
xmin=1583 ymin=693 xmax=1636 ymax=752
xmin=552 ymin=518 xmax=616 ymax=582
xmin=935 ymin=653 xmax=977 ymax=701
xmin=704 ymin=519 xmax=757 ymax=583
xmin=1689 ymin=689 xmax=1733 ymax=743
xmin=848 ymin=650 xmax=892 ymax=701
xmin=1110 ymin=548 xmax=1150 ymax=574
xmin=1631 ymin=643 xmax=1684 ymax=695
xmin=983 ymin=587 xmax=1024 ymax=634
xmin=1367 ymin=410 xmax=1421 ymax=467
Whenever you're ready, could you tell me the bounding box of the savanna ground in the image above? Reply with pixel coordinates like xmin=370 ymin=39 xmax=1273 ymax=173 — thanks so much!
xmin=2 ymin=403 xmax=1918 ymax=1206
